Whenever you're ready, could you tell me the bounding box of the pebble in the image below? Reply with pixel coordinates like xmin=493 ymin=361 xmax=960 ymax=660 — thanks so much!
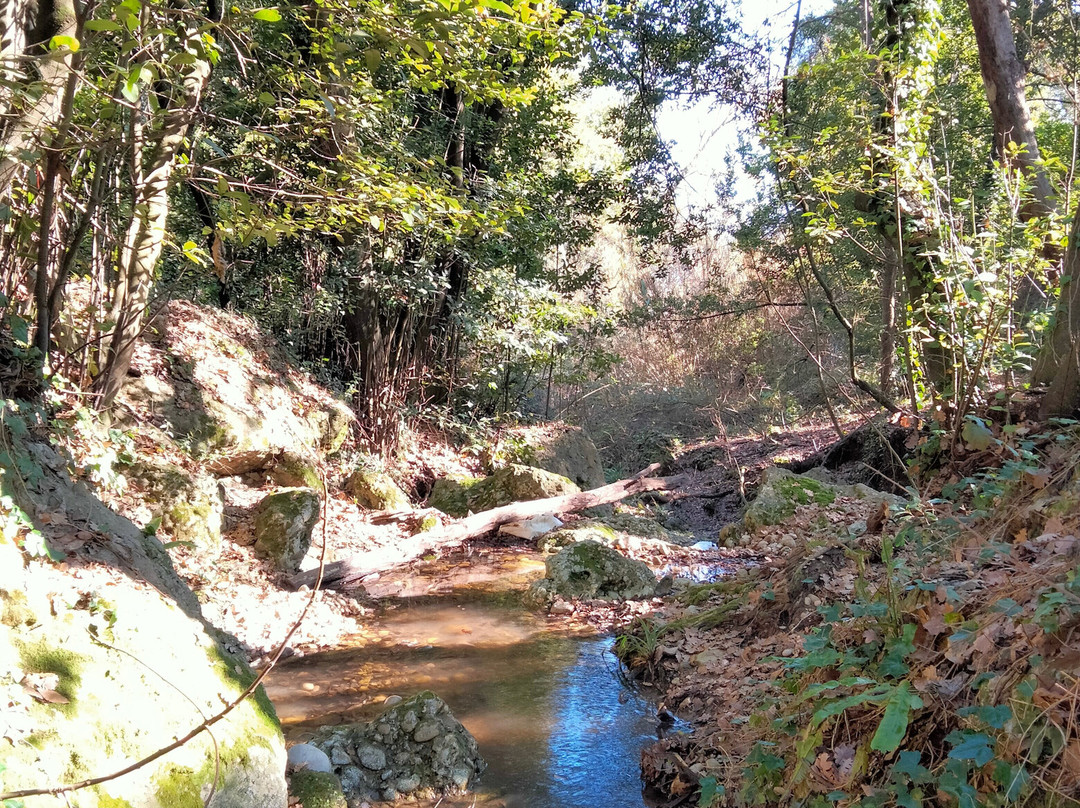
xmin=286 ymin=743 xmax=331 ymax=773
xmin=396 ymin=774 xmax=421 ymax=792
xmin=383 ymin=694 xmax=403 ymax=707
xmin=781 ymin=649 xmax=795 ymax=658
xmin=413 ymin=720 xmax=440 ymax=743
xmin=329 ymin=746 xmax=352 ymax=766
xmin=550 ymin=601 xmax=574 ymax=615
xmin=358 ymin=745 xmax=386 ymax=770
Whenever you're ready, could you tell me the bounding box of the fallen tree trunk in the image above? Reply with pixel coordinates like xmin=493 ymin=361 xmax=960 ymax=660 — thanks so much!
xmin=288 ymin=463 xmax=685 ymax=591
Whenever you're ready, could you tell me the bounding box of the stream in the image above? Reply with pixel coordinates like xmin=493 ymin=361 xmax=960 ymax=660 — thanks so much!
xmin=265 ymin=544 xmax=711 ymax=807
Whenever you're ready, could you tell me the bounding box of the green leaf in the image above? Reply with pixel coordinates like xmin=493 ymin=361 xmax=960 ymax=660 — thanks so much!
xmin=697 ymin=776 xmax=723 ymax=807
xmin=9 ymin=314 xmax=28 ymax=346
xmin=478 ymin=0 xmax=514 ymax=13
xmin=161 ymin=540 xmax=196 ymax=550
xmin=871 ymin=681 xmax=922 ymax=753
xmin=957 ymin=704 xmax=1012 ymax=729
xmin=364 ymin=48 xmax=382 ymax=72
xmin=121 ymin=65 xmax=143 ymax=103
xmin=49 ymin=34 xmax=80 ymax=51
xmin=811 ymin=684 xmax=892 ymax=725
xmin=252 ymin=8 xmax=282 ymax=21
xmin=258 ymin=91 xmax=275 ymax=105
xmin=946 ymin=731 xmax=995 ymax=766
xmin=84 ymin=19 xmax=122 ymax=31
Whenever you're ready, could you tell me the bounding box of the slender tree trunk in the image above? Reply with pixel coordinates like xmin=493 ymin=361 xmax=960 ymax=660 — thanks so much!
xmin=966 ymin=0 xmax=1054 ymax=218
xmin=95 ymin=24 xmax=212 ymax=408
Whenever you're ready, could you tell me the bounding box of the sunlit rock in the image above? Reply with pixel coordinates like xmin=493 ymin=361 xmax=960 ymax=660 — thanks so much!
xmin=528 ymin=540 xmax=657 ymax=604
xmin=311 ymin=691 xmax=485 ymax=803
xmin=253 ymin=487 xmax=320 ymax=573
xmin=345 ymin=467 xmax=410 ymax=511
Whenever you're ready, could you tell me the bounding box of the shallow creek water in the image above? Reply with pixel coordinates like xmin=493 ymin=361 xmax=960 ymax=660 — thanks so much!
xmin=265 ymin=546 xmax=704 ymax=807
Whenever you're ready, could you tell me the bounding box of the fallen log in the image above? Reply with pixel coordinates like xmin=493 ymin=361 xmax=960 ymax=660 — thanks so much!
xmin=287 ymin=463 xmax=685 ymax=591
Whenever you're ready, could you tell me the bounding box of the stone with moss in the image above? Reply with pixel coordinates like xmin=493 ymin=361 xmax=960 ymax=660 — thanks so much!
xmin=124 ymin=459 xmax=225 ymax=557
xmin=470 ymin=464 xmax=579 ymax=513
xmin=538 ymin=523 xmax=619 ymax=554
xmin=269 ymin=451 xmax=322 ymax=490
xmin=528 ymin=540 xmax=657 ymax=604
xmin=344 ymin=467 xmax=410 ymax=511
xmin=0 ymin=557 xmax=286 ymax=807
xmin=428 ymin=475 xmax=482 ymax=517
xmin=253 ymin=488 xmax=321 ymax=573
xmin=743 ymin=467 xmax=904 ymax=535
xmin=529 ymin=426 xmax=607 ymax=491
xmin=290 ymin=770 xmax=347 ymax=808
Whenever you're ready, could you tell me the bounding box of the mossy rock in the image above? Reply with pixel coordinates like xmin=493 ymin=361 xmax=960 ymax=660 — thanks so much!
xmin=530 ymin=426 xmax=607 ymax=491
xmin=528 ymin=540 xmax=657 ymax=603
xmin=428 ymin=475 xmax=483 ymax=518
xmin=345 ymin=468 xmax=410 ymax=511
xmin=269 ymin=451 xmax=322 ymax=489
xmin=468 ymin=465 xmax=579 ymax=513
xmin=538 ymin=523 xmax=619 ymax=553
xmin=123 ymin=460 xmax=224 ymax=557
xmin=290 ymin=770 xmax=347 ymax=808
xmin=601 ymin=512 xmax=676 ymax=542
xmin=253 ymin=488 xmax=321 ymax=573
xmin=1 ymin=561 xmax=286 ymax=807
xmin=743 ymin=467 xmax=904 ymax=535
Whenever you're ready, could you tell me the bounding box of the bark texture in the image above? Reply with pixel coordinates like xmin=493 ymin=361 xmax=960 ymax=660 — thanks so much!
xmin=966 ymin=0 xmax=1053 ymax=217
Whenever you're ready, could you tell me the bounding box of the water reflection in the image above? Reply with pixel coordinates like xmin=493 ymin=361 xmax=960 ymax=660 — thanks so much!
xmin=266 ymin=600 xmax=666 ymax=808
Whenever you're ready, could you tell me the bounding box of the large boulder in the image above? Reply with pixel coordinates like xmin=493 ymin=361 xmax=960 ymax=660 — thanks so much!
xmin=0 ymin=545 xmax=287 ymax=808
xmin=530 ymin=426 xmax=606 ymax=491
xmin=118 ymin=300 xmax=354 ymax=463
xmin=253 ymin=488 xmax=320 ymax=573
xmin=429 ymin=464 xmax=579 ymax=517
xmin=123 ymin=459 xmax=225 ymax=556
xmin=528 ymin=540 xmax=657 ymax=603
xmin=344 ymin=467 xmax=410 ymax=511
xmin=741 ymin=467 xmax=904 ymax=535
xmin=311 ymin=691 xmax=485 ymax=803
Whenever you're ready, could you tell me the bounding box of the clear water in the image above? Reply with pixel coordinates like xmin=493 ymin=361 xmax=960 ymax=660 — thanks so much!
xmin=265 ymin=597 xmax=671 ymax=808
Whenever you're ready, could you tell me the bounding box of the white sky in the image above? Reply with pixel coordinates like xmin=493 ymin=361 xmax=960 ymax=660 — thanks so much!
xmin=655 ymin=0 xmax=834 ymax=210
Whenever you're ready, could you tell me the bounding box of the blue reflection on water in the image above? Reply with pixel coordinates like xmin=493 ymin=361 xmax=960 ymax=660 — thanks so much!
xmin=541 ymin=638 xmax=659 ymax=808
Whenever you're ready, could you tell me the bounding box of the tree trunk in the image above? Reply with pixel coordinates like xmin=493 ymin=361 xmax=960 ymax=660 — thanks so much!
xmin=0 ymin=0 xmax=77 ymax=194
xmin=287 ymin=464 xmax=685 ymax=590
xmin=94 ymin=25 xmax=212 ymax=408
xmin=966 ymin=0 xmax=1054 ymax=218
xmin=1036 ymin=203 xmax=1080 ymax=417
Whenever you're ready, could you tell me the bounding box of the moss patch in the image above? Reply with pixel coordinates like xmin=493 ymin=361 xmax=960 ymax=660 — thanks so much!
xmin=18 ymin=638 xmax=84 ymax=708
xmin=154 ymin=764 xmax=201 ymax=808
xmin=290 ymin=770 xmax=347 ymax=808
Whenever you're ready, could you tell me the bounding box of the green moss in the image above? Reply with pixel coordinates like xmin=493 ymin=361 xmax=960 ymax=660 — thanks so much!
xmin=18 ymin=639 xmax=83 ymax=709
xmin=415 ymin=514 xmax=439 ymax=533
xmin=154 ymin=764 xmax=201 ymax=808
xmin=96 ymin=793 xmax=135 ymax=808
xmin=774 ymin=476 xmax=836 ymax=506
xmin=290 ymin=770 xmax=347 ymax=808
xmin=205 ymin=644 xmax=282 ymax=736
